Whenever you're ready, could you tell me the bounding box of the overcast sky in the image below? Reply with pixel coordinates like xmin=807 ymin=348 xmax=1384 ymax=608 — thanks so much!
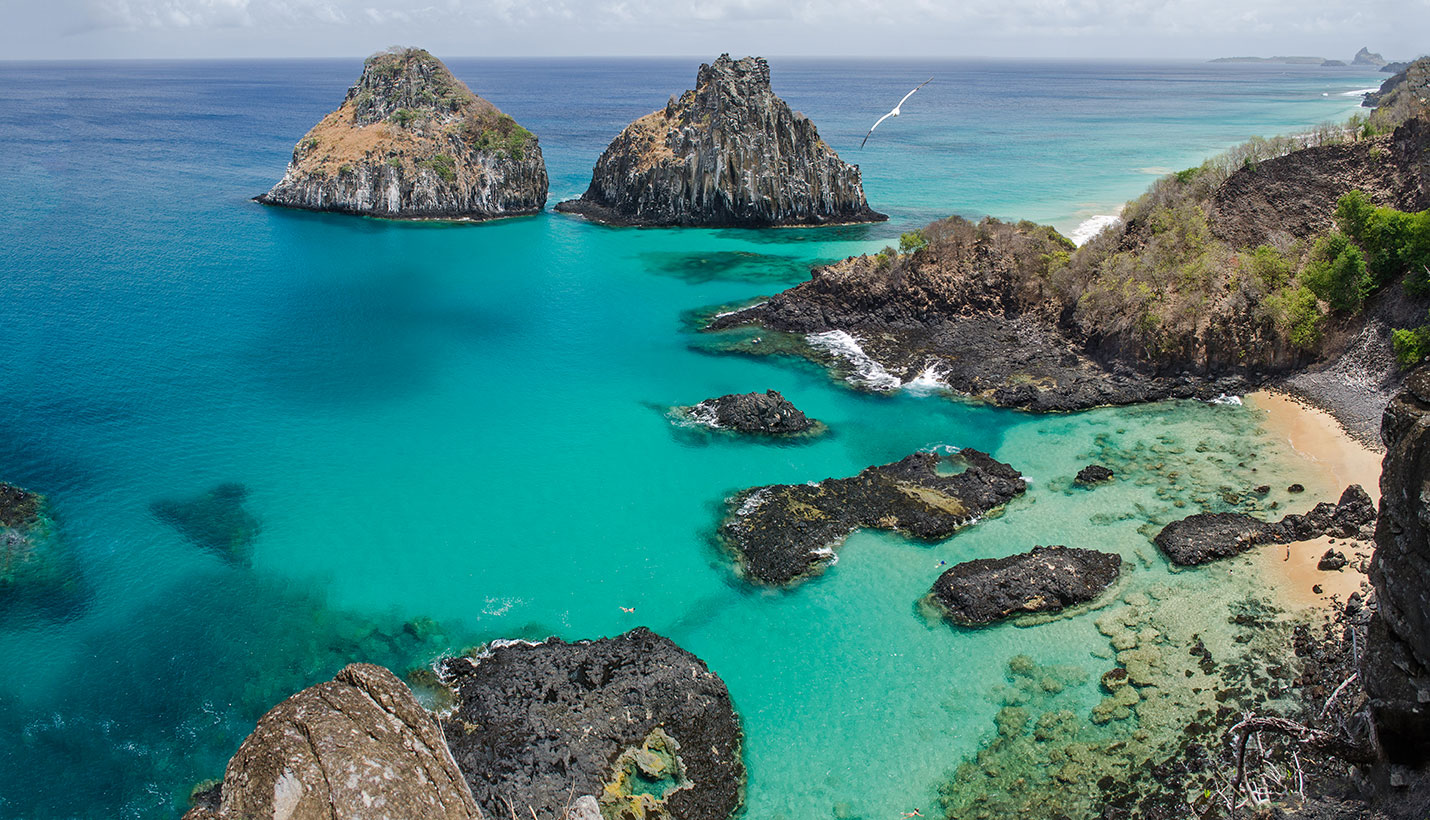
xmin=2 ymin=0 xmax=1426 ymax=61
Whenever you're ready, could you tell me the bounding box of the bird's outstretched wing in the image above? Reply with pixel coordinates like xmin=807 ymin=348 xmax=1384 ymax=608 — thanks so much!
xmin=897 ymin=77 xmax=934 ymax=109
xmin=861 ymin=111 xmax=896 ymax=148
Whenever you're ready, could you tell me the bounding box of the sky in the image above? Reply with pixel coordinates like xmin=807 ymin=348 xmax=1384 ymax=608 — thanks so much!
xmin=1 ymin=0 xmax=1426 ymax=61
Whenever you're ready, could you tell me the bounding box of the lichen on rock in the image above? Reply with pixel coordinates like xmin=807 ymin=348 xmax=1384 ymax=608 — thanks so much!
xmin=556 ymin=55 xmax=884 ymax=227
xmin=258 ymin=47 xmax=547 ymax=220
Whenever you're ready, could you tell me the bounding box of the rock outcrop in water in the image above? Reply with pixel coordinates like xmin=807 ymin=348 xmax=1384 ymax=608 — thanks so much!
xmin=439 ymin=628 xmax=743 ymax=820
xmin=928 ymin=545 xmax=1122 ymax=626
xmin=1 ymin=482 xmax=82 ymax=619
xmin=555 ymin=55 xmax=884 ymax=227
xmin=1353 ymin=47 xmax=1389 ymax=68
xmin=184 ymin=663 xmax=482 ymax=820
xmin=258 ymin=47 xmax=547 ymax=220
xmin=1363 ymin=369 xmax=1430 ymax=762
xmin=720 ymin=449 xmax=1026 ymax=586
xmin=1153 ymin=484 xmax=1376 ymax=566
xmin=683 ymin=390 xmax=818 ymax=435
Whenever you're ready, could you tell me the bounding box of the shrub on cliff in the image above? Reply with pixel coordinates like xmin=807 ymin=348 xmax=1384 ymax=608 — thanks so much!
xmin=1300 ymin=232 xmax=1371 ymax=313
xmin=1335 ymin=190 xmax=1430 ymax=292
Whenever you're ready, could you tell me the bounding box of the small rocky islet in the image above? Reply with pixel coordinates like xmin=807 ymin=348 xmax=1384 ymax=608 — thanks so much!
xmin=677 ymin=389 xmax=821 ymax=436
xmin=258 ymin=47 xmax=547 ymax=220
xmin=927 ymin=545 xmax=1124 ymax=626
xmin=555 ymin=55 xmax=885 ymax=227
xmin=0 ymin=481 xmax=84 ymax=620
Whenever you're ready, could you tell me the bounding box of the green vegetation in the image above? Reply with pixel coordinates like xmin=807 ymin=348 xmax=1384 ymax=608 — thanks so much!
xmin=1300 ymin=232 xmax=1370 ymax=312
xmin=1266 ymin=284 xmax=1324 ymax=350
xmin=420 ymin=153 xmax=457 ymax=182
xmin=303 ymin=137 xmax=319 ymax=151
xmin=1393 ymin=316 xmax=1430 ymax=367
xmin=389 ymin=108 xmax=421 ymax=127
xmin=464 ymin=113 xmax=532 ymax=160
xmin=1334 ymin=190 xmax=1430 ymax=291
xmin=898 ymin=229 xmax=929 ymax=255
xmin=1247 ymin=244 xmax=1294 ymax=290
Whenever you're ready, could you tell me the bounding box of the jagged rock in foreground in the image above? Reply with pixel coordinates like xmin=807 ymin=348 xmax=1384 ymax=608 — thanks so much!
xmin=1363 ymin=369 xmax=1430 ymax=762
xmin=555 ymin=55 xmax=884 ymax=227
xmin=258 ymin=47 xmax=546 ymax=220
xmin=1152 ymin=484 xmax=1376 ymax=566
xmin=720 ymin=449 xmax=1026 ymax=586
xmin=683 ymin=389 xmax=819 ymax=435
xmin=440 ymin=628 xmax=743 ymax=820
xmin=928 ymin=545 xmax=1122 ymax=626
xmin=184 ymin=663 xmax=481 ymax=820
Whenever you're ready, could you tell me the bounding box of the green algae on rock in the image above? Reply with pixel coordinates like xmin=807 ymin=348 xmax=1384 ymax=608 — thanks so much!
xmin=719 ymin=449 xmax=1026 ymax=586
xmin=258 ymin=47 xmax=547 ymax=220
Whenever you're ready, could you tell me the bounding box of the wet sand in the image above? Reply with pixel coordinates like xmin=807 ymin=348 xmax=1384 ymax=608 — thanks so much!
xmin=1245 ymin=391 xmax=1383 ymax=607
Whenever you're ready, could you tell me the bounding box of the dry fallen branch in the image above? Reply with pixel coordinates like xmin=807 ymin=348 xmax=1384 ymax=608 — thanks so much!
xmin=1229 ymin=714 xmax=1376 ymax=797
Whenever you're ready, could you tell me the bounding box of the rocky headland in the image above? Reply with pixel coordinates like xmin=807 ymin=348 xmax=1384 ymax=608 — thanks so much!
xmin=927 ymin=545 xmax=1123 ymax=626
xmin=186 ymin=628 xmax=743 ymax=820
xmin=679 ymin=389 xmax=820 ymax=435
xmin=1153 ymin=484 xmax=1376 ymax=566
xmin=258 ymin=47 xmax=547 ymax=220
xmin=706 ymin=97 xmax=1430 ymax=442
xmin=719 ymin=449 xmax=1025 ymax=586
xmin=555 ymin=55 xmax=884 ymax=227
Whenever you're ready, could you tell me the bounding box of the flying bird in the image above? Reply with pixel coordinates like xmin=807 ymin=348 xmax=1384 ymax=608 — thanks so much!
xmin=861 ymin=77 xmax=933 ymax=148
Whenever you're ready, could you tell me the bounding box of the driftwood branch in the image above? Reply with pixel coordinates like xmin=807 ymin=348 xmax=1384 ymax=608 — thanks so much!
xmin=1230 ymin=714 xmax=1376 ymax=794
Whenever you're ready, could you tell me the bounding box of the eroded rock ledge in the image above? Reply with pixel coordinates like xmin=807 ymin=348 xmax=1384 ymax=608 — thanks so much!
xmin=439 ymin=628 xmax=743 ymax=820
xmin=1153 ymin=484 xmax=1376 ymax=566
xmin=555 ymin=55 xmax=884 ymax=227
xmin=928 ymin=545 xmax=1123 ymax=626
xmin=258 ymin=47 xmax=547 ymax=220
xmin=720 ymin=449 xmax=1026 ymax=586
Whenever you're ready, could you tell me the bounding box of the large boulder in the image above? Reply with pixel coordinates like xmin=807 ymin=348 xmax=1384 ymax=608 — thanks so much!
xmin=1363 ymin=369 xmax=1430 ymax=762
xmin=258 ymin=47 xmax=547 ymax=220
xmin=555 ymin=55 xmax=884 ymax=227
xmin=184 ymin=663 xmax=481 ymax=820
xmin=1153 ymin=485 xmax=1376 ymax=566
xmin=928 ymin=545 xmax=1122 ymax=626
xmin=720 ymin=448 xmax=1026 ymax=585
xmin=440 ymin=628 xmax=744 ymax=820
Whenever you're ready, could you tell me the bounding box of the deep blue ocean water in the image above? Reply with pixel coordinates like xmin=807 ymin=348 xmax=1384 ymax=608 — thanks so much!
xmin=0 ymin=57 xmax=1383 ymax=819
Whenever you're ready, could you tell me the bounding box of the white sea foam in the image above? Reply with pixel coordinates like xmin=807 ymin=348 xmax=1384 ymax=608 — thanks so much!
xmin=736 ymin=488 xmax=770 ymax=517
xmin=713 ymin=301 xmax=765 ymax=320
xmin=923 ymin=443 xmax=964 ymax=455
xmin=450 ymin=637 xmax=546 ymax=678
xmin=1209 ymin=394 xmax=1244 ymax=406
xmin=1071 ymin=214 xmax=1124 ymax=246
xmin=806 ymin=330 xmax=902 ymax=391
xmin=902 ymin=363 xmax=949 ymax=396
xmin=812 ymin=545 xmax=839 ymax=566
xmin=684 ymin=402 xmax=721 ymax=430
xmin=1342 ymin=87 xmax=1381 ymax=96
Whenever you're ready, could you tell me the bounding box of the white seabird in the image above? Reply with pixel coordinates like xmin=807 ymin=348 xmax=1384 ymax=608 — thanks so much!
xmin=861 ymin=77 xmax=933 ymax=148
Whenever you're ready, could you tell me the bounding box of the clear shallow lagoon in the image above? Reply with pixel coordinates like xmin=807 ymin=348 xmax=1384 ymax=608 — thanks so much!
xmin=0 ymin=58 xmax=1381 ymax=818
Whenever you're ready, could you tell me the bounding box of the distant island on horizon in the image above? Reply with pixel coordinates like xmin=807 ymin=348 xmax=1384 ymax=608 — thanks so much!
xmin=1211 ymin=46 xmax=1406 ymax=70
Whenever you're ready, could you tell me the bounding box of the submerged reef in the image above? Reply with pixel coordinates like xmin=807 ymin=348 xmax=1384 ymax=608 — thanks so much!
xmin=556 ymin=55 xmax=884 ymax=227
xmin=719 ymin=449 xmax=1026 ymax=586
xmin=0 ymin=481 xmax=84 ymax=620
xmin=438 ymin=627 xmax=743 ymax=820
xmin=151 ymin=482 xmax=261 ymax=564
xmin=258 ymin=47 xmax=547 ymax=220
xmin=928 ymin=545 xmax=1123 ymax=626
xmin=678 ymin=389 xmax=821 ymax=436
xmin=1154 ymin=484 xmax=1376 ymax=566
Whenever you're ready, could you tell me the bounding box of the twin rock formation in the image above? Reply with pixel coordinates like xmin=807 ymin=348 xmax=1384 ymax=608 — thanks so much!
xmin=261 ymin=50 xmax=878 ymax=227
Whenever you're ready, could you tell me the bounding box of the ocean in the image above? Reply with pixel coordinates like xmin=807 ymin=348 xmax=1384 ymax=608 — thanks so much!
xmin=0 ymin=57 xmax=1383 ymax=819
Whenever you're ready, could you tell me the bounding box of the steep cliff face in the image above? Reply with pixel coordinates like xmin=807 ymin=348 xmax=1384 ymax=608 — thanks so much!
xmin=258 ymin=47 xmax=547 ymax=220
xmin=1363 ymin=370 xmax=1430 ymax=762
xmin=555 ymin=55 xmax=884 ymax=227
xmin=184 ymin=663 xmax=482 ymax=820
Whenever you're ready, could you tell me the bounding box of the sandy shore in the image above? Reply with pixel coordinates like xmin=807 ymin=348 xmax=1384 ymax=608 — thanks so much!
xmin=1245 ymin=390 xmax=1383 ymax=607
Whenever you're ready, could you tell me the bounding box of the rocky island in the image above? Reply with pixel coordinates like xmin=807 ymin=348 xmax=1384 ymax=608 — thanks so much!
xmin=186 ymin=628 xmax=743 ymax=820
xmin=927 ymin=545 xmax=1123 ymax=626
xmin=1 ymin=481 xmax=82 ymax=619
xmin=678 ymin=389 xmax=821 ymax=435
xmin=555 ymin=55 xmax=884 ymax=227
xmin=258 ymin=47 xmax=547 ymax=220
xmin=720 ymin=449 xmax=1025 ymax=586
xmin=1152 ymin=484 xmax=1376 ymax=565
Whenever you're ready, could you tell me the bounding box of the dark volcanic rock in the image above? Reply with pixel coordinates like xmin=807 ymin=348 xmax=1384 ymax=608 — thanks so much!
xmin=1363 ymin=370 xmax=1430 ymax=762
xmin=1 ymin=482 xmax=83 ymax=619
xmin=1075 ymin=465 xmax=1115 ymax=485
xmin=928 ymin=545 xmax=1123 ymax=626
xmin=258 ymin=47 xmax=547 ymax=220
xmin=1153 ymin=485 xmax=1376 ymax=565
xmin=1318 ymin=548 xmax=1349 ymax=571
xmin=440 ymin=628 xmax=743 ymax=820
xmin=686 ymin=390 xmax=816 ymax=435
xmin=555 ymin=55 xmax=884 ymax=227
xmin=720 ymin=448 xmax=1026 ymax=586
xmin=184 ymin=663 xmax=481 ymax=820
xmin=151 ymin=483 xmax=260 ymax=564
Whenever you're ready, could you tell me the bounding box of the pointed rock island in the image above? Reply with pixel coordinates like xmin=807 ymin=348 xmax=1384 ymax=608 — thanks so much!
xmin=258 ymin=47 xmax=547 ymax=220
xmin=556 ymin=55 xmax=885 ymax=227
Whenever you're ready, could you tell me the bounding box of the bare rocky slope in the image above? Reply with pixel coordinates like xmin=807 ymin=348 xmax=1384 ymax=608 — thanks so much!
xmin=258 ymin=47 xmax=547 ymax=220
xmin=555 ymin=55 xmax=884 ymax=227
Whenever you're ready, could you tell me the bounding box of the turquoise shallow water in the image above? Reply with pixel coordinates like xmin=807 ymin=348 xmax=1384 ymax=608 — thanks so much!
xmin=0 ymin=58 xmax=1382 ymax=818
